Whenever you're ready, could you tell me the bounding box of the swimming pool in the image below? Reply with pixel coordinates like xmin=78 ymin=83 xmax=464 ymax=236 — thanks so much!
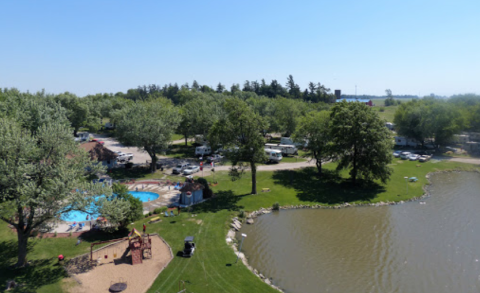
xmin=61 ymin=191 xmax=159 ymax=222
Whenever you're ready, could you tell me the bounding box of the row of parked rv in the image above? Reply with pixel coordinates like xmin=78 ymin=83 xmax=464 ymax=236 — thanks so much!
xmin=193 ymin=136 xmax=301 ymax=164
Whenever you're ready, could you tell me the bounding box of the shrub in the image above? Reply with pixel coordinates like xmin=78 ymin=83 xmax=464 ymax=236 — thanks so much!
xmin=272 ymin=202 xmax=280 ymax=211
xmin=144 ymin=214 xmax=149 ymax=218
xmin=54 ymin=231 xmax=58 ymax=237
xmin=148 ymin=212 xmax=152 ymax=216
xmin=153 ymin=207 xmax=167 ymax=214
xmin=69 ymin=232 xmax=72 ymax=237
xmin=379 ymin=108 xmax=385 ymax=112
xmin=238 ymin=210 xmax=246 ymax=218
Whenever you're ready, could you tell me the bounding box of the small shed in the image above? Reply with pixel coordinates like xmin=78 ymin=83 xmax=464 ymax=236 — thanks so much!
xmin=179 ymin=182 xmax=205 ymax=206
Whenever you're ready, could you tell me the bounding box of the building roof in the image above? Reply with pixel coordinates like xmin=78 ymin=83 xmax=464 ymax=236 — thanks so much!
xmin=179 ymin=182 xmax=205 ymax=192
xmin=79 ymin=142 xmax=118 ymax=161
xmin=336 ymin=98 xmax=371 ymax=103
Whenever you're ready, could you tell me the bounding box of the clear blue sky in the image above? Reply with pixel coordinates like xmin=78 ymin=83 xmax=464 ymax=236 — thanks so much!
xmin=1 ymin=0 xmax=479 ymax=97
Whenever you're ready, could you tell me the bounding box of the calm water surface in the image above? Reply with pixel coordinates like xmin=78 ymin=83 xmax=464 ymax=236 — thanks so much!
xmin=240 ymin=172 xmax=480 ymax=293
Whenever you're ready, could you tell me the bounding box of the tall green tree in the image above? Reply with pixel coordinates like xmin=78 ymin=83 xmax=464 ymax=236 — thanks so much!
xmin=393 ymin=100 xmax=431 ymax=147
xmin=293 ymin=111 xmax=331 ymax=176
xmin=330 ymin=101 xmax=393 ymax=185
xmin=98 ymin=183 xmax=143 ymax=229
xmin=209 ymin=98 xmax=267 ymax=194
xmin=55 ymin=93 xmax=89 ymax=136
xmin=113 ymin=99 xmax=180 ymax=172
xmin=0 ymin=119 xmax=111 ymax=267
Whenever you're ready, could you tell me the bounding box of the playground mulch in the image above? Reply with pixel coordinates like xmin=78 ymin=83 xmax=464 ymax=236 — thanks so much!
xmin=72 ymin=235 xmax=172 ymax=293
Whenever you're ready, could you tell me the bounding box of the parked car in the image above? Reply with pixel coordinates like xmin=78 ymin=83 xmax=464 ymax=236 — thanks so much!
xmin=117 ymin=153 xmax=133 ymax=162
xmin=409 ymin=154 xmax=420 ymax=161
xmin=393 ymin=150 xmax=402 ymax=157
xmin=419 ymin=155 xmax=432 ymax=162
xmin=183 ymin=165 xmax=200 ymax=175
xmin=400 ymin=152 xmax=411 ymax=160
xmin=173 ymin=163 xmax=190 ymax=174
xmin=207 ymin=154 xmax=224 ymax=163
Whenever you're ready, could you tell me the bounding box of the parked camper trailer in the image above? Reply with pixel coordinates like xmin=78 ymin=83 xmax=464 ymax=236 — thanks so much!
xmin=280 ymin=137 xmax=305 ymax=148
xmin=264 ymin=149 xmax=283 ymax=163
xmin=195 ymin=145 xmax=212 ymax=156
xmin=195 ymin=135 xmax=207 ymax=145
xmin=265 ymin=143 xmax=298 ymax=156
xmin=394 ymin=136 xmax=420 ymax=147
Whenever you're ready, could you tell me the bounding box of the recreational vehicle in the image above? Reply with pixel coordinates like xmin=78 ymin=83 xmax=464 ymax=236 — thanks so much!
xmin=265 ymin=143 xmax=298 ymax=156
xmin=195 ymin=145 xmax=212 ymax=156
xmin=264 ymin=149 xmax=283 ymax=163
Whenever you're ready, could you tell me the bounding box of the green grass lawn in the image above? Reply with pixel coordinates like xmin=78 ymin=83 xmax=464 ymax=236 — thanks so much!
xmin=171 ymin=134 xmax=184 ymax=141
xmin=1 ymin=159 xmax=478 ymax=292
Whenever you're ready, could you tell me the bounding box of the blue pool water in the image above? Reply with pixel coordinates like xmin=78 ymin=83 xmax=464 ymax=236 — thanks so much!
xmin=61 ymin=191 xmax=159 ymax=222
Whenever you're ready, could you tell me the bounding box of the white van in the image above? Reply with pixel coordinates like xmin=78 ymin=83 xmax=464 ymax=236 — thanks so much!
xmin=280 ymin=137 xmax=305 ymax=148
xmin=264 ymin=149 xmax=283 ymax=163
xmin=195 ymin=145 xmax=212 ymax=156
xmin=265 ymin=143 xmax=298 ymax=156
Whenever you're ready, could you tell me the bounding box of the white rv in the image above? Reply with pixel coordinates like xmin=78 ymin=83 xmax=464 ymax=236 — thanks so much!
xmin=195 ymin=145 xmax=212 ymax=156
xmin=280 ymin=137 xmax=306 ymax=148
xmin=195 ymin=134 xmax=207 ymax=145
xmin=265 ymin=143 xmax=298 ymax=156
xmin=394 ymin=136 xmax=420 ymax=147
xmin=264 ymin=149 xmax=283 ymax=163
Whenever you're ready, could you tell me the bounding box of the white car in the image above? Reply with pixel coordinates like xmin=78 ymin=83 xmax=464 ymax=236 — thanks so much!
xmin=409 ymin=154 xmax=420 ymax=161
xmin=400 ymin=152 xmax=411 ymax=160
xmin=393 ymin=150 xmax=402 ymax=157
xmin=183 ymin=165 xmax=200 ymax=175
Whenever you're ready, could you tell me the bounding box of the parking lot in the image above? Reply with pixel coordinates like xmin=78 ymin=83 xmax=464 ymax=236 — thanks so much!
xmin=91 ymin=134 xmax=152 ymax=164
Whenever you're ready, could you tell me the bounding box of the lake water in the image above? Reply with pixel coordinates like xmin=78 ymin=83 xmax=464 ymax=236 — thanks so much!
xmin=240 ymin=172 xmax=480 ymax=293
xmin=61 ymin=191 xmax=159 ymax=222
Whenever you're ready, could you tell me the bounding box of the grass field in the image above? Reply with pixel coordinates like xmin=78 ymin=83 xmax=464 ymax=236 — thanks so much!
xmin=1 ymin=159 xmax=478 ymax=292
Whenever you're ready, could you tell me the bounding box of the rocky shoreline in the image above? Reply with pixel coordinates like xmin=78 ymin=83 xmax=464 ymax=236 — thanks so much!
xmin=225 ymin=170 xmax=478 ymax=292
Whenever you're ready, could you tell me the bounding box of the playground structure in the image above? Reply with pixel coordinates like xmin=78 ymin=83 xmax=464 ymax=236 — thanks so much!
xmin=90 ymin=228 xmax=152 ymax=266
xmin=128 ymin=228 xmax=152 ymax=265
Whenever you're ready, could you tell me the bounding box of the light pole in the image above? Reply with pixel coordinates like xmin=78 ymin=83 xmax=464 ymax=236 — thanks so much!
xmin=404 ymin=176 xmax=408 ymax=194
xmin=236 ymin=233 xmax=247 ymax=264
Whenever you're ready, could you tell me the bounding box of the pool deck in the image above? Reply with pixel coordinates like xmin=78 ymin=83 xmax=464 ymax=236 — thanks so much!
xmin=46 ymin=183 xmax=181 ymax=234
xmin=126 ymin=183 xmax=181 ymax=214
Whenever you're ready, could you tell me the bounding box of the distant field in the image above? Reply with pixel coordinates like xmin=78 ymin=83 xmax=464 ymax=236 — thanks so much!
xmin=370 ymin=98 xmax=413 ymax=122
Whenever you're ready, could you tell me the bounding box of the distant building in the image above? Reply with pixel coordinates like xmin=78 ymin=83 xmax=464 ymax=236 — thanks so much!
xmin=78 ymin=142 xmax=118 ymax=169
xmin=336 ymin=98 xmax=373 ymax=107
xmin=335 ymin=89 xmax=341 ymax=100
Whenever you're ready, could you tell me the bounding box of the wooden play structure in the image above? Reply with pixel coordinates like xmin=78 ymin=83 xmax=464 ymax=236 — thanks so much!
xmin=128 ymin=228 xmax=152 ymax=265
xmin=90 ymin=228 xmax=152 ymax=266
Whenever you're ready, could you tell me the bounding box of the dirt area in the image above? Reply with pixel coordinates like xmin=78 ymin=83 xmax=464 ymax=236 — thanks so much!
xmin=69 ymin=235 xmax=172 ymax=293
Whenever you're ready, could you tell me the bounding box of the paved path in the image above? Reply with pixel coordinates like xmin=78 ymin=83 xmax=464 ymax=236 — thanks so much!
xmin=433 ymin=156 xmax=480 ymax=165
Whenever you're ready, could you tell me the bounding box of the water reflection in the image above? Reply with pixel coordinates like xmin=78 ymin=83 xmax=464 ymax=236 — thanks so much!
xmin=240 ymin=172 xmax=480 ymax=293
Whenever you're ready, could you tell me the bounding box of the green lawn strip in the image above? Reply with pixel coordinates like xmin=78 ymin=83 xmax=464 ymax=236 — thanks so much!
xmin=171 ymin=134 xmax=184 ymax=141
xmin=140 ymin=211 xmax=275 ymax=293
